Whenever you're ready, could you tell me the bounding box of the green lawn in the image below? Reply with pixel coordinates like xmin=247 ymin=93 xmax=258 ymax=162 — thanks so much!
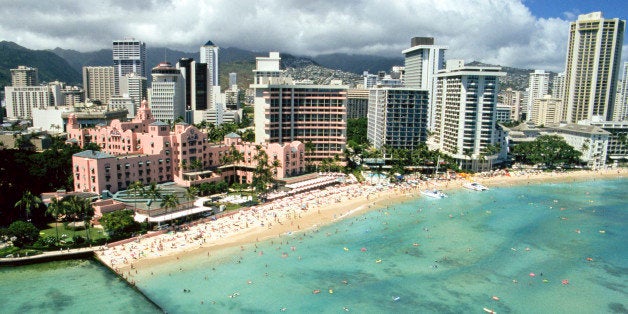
xmin=40 ymin=222 xmax=107 ymax=243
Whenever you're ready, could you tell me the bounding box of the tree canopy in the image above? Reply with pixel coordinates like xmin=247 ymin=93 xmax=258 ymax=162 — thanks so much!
xmin=347 ymin=118 xmax=369 ymax=146
xmin=511 ymin=135 xmax=582 ymax=168
xmin=0 ymin=136 xmax=84 ymax=227
xmin=8 ymin=220 xmax=39 ymax=247
xmin=100 ymin=210 xmax=139 ymax=239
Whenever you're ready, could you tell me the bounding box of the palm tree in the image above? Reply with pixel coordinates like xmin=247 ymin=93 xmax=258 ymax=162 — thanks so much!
xmin=221 ymin=144 xmax=245 ymax=184
xmin=128 ymin=181 xmax=145 ymax=210
xmin=63 ymin=196 xmax=83 ymax=239
xmin=252 ymin=148 xmax=274 ymax=198
xmin=78 ymin=198 xmax=95 ymax=242
xmin=304 ymin=141 xmax=315 ymax=172
xmin=45 ymin=197 xmax=64 ymax=244
xmin=15 ymin=190 xmax=42 ymax=221
xmin=160 ymin=194 xmax=180 ymax=226
xmin=184 ymin=186 xmax=199 ymax=209
xmin=145 ymin=182 xmax=163 ymax=220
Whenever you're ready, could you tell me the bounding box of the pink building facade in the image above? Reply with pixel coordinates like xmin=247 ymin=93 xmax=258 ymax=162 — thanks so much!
xmin=70 ymin=100 xmax=305 ymax=193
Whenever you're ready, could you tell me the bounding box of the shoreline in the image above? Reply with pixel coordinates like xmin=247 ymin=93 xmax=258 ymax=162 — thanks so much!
xmin=99 ymin=168 xmax=626 ymax=277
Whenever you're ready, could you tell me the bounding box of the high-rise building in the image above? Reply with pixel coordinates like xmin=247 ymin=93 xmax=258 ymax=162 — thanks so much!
xmin=613 ymin=62 xmax=628 ymax=121
xmin=563 ymin=12 xmax=625 ymax=123
xmin=176 ymin=58 xmax=209 ymax=123
xmin=530 ymin=95 xmax=565 ymax=126
xmin=4 ymin=85 xmax=60 ymax=119
xmin=113 ymin=38 xmax=146 ymax=94
xmin=11 ymin=66 xmax=38 ymax=87
xmin=526 ymin=70 xmax=550 ymax=119
xmin=495 ymin=104 xmax=512 ymax=123
xmin=61 ymin=86 xmax=84 ymax=106
xmin=148 ymin=62 xmax=185 ymax=123
xmin=363 ymin=71 xmax=378 ymax=89
xmin=366 ymin=88 xmax=429 ymax=150
xmin=253 ymin=84 xmax=347 ymax=164
xmin=253 ymin=52 xmax=282 ymax=85
xmin=200 ymin=40 xmax=219 ymax=87
xmin=499 ymin=88 xmax=524 ymax=121
xmin=346 ymin=89 xmax=369 ymax=119
xmin=229 ymin=72 xmax=237 ymax=88
xmin=119 ymin=72 xmax=147 ymax=112
xmin=431 ymin=60 xmax=505 ymax=171
xmin=552 ymin=72 xmax=565 ymax=99
xmin=251 ymin=54 xmax=347 ymax=164
xmin=82 ymin=66 xmax=115 ymax=104
xmin=402 ymin=37 xmax=447 ymax=130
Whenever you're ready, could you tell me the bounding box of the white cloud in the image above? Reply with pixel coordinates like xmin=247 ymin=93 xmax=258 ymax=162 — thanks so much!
xmin=0 ymin=0 xmax=624 ymax=71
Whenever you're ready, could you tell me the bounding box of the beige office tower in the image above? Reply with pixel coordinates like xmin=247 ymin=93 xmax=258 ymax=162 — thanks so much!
xmin=11 ymin=66 xmax=38 ymax=87
xmin=530 ymin=95 xmax=564 ymax=126
xmin=82 ymin=66 xmax=115 ymax=104
xmin=563 ymin=12 xmax=625 ymax=123
xmin=499 ymin=88 xmax=524 ymax=121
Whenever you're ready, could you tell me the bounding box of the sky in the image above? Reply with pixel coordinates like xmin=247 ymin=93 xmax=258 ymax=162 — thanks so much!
xmin=0 ymin=0 xmax=626 ymax=72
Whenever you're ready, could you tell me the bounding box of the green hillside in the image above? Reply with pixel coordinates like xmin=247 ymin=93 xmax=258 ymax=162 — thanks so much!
xmin=0 ymin=41 xmax=81 ymax=90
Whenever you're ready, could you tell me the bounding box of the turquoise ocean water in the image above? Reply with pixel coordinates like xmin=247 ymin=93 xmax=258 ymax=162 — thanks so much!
xmin=1 ymin=178 xmax=626 ymax=313
xmin=0 ymin=259 xmax=160 ymax=313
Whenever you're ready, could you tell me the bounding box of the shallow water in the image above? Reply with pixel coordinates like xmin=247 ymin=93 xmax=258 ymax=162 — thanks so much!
xmin=134 ymin=178 xmax=628 ymax=313
xmin=0 ymin=259 xmax=161 ymax=313
xmin=1 ymin=178 xmax=626 ymax=314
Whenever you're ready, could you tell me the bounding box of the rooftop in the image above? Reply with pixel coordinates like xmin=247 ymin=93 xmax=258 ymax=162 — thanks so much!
xmin=73 ymin=150 xmax=115 ymax=159
xmin=150 ymin=121 xmax=169 ymax=126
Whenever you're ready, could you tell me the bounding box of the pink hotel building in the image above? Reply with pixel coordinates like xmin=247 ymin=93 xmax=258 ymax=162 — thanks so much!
xmin=68 ymin=100 xmax=305 ymax=194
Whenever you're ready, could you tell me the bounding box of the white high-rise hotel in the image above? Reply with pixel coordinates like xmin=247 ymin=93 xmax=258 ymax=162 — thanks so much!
xmin=402 ymin=37 xmax=447 ymax=131
xmin=563 ymin=12 xmax=625 ymax=123
xmin=431 ymin=60 xmax=505 ymax=171
xmin=526 ymin=70 xmax=550 ymax=119
xmin=113 ymin=38 xmax=146 ymax=94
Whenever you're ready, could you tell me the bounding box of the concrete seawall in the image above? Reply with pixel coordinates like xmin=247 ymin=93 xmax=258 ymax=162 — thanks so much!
xmin=0 ymin=247 xmax=99 ymax=266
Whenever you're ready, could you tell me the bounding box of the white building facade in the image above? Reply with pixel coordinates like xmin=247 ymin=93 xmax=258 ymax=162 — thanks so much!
xmin=431 ymin=60 xmax=506 ymax=171
xmin=113 ymin=38 xmax=146 ymax=94
xmin=402 ymin=37 xmax=447 ymax=131
xmin=148 ymin=63 xmax=185 ymax=123
xmin=367 ymin=88 xmax=430 ymax=150
xmin=4 ymin=85 xmax=60 ymax=119
xmin=526 ymin=70 xmax=550 ymax=120
xmin=200 ymin=40 xmax=219 ymax=87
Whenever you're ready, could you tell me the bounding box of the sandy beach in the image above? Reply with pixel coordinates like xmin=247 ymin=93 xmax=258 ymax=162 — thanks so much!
xmin=97 ymin=168 xmax=626 ymax=277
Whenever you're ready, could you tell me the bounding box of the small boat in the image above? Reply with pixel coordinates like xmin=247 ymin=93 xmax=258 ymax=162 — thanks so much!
xmin=483 ymin=307 xmax=496 ymax=314
xmin=392 ymin=296 xmax=400 ymax=301
xmin=463 ymin=182 xmax=489 ymax=191
xmin=421 ymin=189 xmax=448 ymax=199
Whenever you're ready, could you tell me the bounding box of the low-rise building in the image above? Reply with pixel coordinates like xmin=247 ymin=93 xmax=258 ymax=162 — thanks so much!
xmin=592 ymin=121 xmax=628 ymax=164
xmin=545 ymin=124 xmax=609 ymax=169
xmin=69 ymin=100 xmax=304 ymax=193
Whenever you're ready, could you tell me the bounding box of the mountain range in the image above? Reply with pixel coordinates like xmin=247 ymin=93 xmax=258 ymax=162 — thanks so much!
xmin=0 ymin=41 xmax=539 ymax=92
